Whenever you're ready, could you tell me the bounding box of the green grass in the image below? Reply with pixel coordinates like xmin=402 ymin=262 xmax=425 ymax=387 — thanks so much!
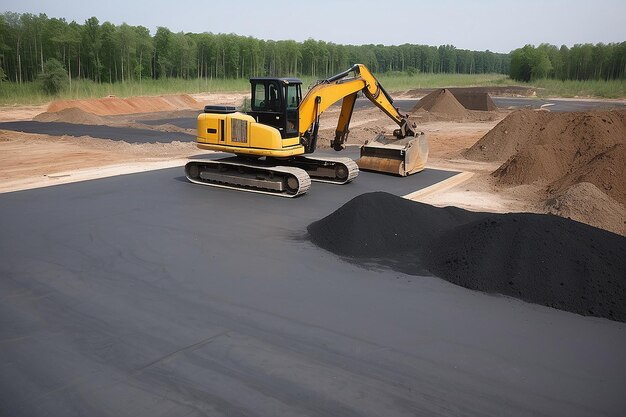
xmin=529 ymin=78 xmax=626 ymax=99
xmin=0 ymin=77 xmax=253 ymax=106
xmin=1 ymin=73 xmax=624 ymax=106
xmin=0 ymin=81 xmax=50 ymax=106
xmin=376 ymin=72 xmax=511 ymax=91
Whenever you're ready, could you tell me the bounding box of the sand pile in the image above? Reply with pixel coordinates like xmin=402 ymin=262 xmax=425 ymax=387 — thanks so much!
xmin=478 ymin=110 xmax=626 ymax=204
xmin=34 ymin=107 xmax=105 ymax=124
xmin=308 ymin=192 xmax=626 ymax=322
xmin=544 ymin=182 xmax=626 ymax=236
xmin=47 ymin=94 xmax=201 ymax=116
xmin=463 ymin=109 xmax=552 ymax=161
xmin=411 ymin=89 xmax=468 ymax=118
xmin=449 ymin=89 xmax=497 ymax=111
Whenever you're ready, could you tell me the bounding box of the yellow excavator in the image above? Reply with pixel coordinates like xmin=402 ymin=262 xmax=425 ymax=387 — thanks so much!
xmin=185 ymin=64 xmax=428 ymax=197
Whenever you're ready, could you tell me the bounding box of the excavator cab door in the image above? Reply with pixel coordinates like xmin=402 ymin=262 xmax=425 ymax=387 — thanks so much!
xmin=284 ymin=82 xmax=301 ymax=137
xmin=250 ymin=80 xmax=284 ymax=135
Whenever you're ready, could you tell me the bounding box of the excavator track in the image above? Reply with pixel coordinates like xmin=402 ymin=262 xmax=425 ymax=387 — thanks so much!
xmin=282 ymin=156 xmax=359 ymax=184
xmin=185 ymin=159 xmax=311 ymax=198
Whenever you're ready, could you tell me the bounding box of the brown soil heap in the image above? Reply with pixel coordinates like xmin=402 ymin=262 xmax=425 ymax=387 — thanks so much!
xmin=487 ymin=110 xmax=626 ymax=204
xmin=47 ymin=94 xmax=200 ymax=116
xmin=34 ymin=107 xmax=106 ymax=124
xmin=544 ymin=182 xmax=626 ymax=236
xmin=411 ymin=89 xmax=468 ymax=118
xmin=463 ymin=109 xmax=626 ymax=203
xmin=463 ymin=109 xmax=552 ymax=161
xmin=449 ymin=89 xmax=497 ymax=111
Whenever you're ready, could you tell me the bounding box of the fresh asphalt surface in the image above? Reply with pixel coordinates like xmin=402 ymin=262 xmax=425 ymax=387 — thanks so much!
xmin=1 ymin=148 xmax=625 ymax=416
xmin=141 ymin=117 xmax=198 ymax=130
xmin=0 ymin=121 xmax=195 ymax=142
xmin=376 ymin=96 xmax=626 ymax=112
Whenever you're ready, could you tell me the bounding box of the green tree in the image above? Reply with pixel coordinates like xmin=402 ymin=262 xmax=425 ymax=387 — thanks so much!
xmin=153 ymin=26 xmax=172 ymax=78
xmin=510 ymin=45 xmax=533 ymax=81
xmin=530 ymin=47 xmax=552 ymax=79
xmin=510 ymin=45 xmax=551 ymax=81
xmin=83 ymin=17 xmax=102 ymax=82
xmin=40 ymin=57 xmax=67 ymax=94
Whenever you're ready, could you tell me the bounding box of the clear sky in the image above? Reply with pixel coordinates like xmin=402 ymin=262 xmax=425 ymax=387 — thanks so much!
xmin=2 ymin=0 xmax=625 ymax=53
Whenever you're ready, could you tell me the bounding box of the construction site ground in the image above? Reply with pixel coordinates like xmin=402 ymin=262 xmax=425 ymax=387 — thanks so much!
xmin=1 ymin=91 xmax=624 ymax=234
xmin=1 ymin=91 xmax=625 ymax=416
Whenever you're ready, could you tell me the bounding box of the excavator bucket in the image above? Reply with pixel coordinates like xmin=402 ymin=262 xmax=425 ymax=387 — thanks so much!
xmin=357 ymin=133 xmax=429 ymax=176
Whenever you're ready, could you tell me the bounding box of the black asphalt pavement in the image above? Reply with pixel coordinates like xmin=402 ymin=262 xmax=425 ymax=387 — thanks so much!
xmin=1 ymin=156 xmax=625 ymax=417
xmin=490 ymin=97 xmax=626 ymax=112
xmin=141 ymin=117 xmax=197 ymax=130
xmin=388 ymin=97 xmax=626 ymax=112
xmin=0 ymin=121 xmax=195 ymax=143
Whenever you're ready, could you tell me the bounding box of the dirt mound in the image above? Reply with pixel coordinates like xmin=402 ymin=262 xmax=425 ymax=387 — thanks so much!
xmin=47 ymin=94 xmax=201 ymax=116
xmin=449 ymin=90 xmax=497 ymax=111
xmin=308 ymin=192 xmax=626 ymax=322
xmin=411 ymin=89 xmax=468 ymax=118
xmin=463 ymin=109 xmax=551 ymax=161
xmin=489 ymin=110 xmax=626 ymax=204
xmin=34 ymin=107 xmax=105 ymax=124
xmin=543 ymin=182 xmax=626 ymax=236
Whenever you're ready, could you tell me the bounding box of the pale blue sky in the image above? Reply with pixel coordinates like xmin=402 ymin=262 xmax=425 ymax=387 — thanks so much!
xmin=2 ymin=0 xmax=625 ymax=53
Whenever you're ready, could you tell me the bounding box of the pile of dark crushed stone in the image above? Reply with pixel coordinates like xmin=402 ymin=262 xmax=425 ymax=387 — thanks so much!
xmin=307 ymin=192 xmax=626 ymax=322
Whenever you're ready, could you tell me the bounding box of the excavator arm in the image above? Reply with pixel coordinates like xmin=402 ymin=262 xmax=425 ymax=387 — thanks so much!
xmin=296 ymin=64 xmax=428 ymax=176
xmin=298 ymin=64 xmax=418 ymax=152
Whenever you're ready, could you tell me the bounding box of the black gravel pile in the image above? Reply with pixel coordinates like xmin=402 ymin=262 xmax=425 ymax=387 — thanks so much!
xmin=307 ymin=192 xmax=626 ymax=322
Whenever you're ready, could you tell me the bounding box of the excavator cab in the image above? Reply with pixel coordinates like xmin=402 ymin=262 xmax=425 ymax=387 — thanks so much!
xmin=249 ymin=78 xmax=302 ymax=139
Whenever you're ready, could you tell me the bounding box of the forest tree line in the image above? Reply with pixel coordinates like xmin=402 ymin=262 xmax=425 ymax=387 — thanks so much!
xmin=0 ymin=12 xmax=509 ymax=85
xmin=510 ymin=43 xmax=626 ymax=82
xmin=0 ymin=11 xmax=624 ymax=88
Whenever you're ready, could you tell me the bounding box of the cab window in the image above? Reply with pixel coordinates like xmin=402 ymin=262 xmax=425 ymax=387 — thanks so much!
xmin=253 ymin=83 xmax=266 ymax=111
xmin=253 ymin=82 xmax=282 ymax=112
xmin=286 ymin=84 xmax=300 ymax=109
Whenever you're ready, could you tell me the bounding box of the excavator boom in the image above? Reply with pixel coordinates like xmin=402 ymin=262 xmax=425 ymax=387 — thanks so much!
xmin=297 ymin=64 xmax=428 ymax=175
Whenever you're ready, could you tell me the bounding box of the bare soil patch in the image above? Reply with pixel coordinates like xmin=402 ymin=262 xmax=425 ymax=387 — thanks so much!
xmin=0 ymin=129 xmax=204 ymax=193
xmin=34 ymin=107 xmax=107 ymax=124
xmin=0 ymin=104 xmax=48 ymax=122
xmin=47 ymin=94 xmax=202 ymax=116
